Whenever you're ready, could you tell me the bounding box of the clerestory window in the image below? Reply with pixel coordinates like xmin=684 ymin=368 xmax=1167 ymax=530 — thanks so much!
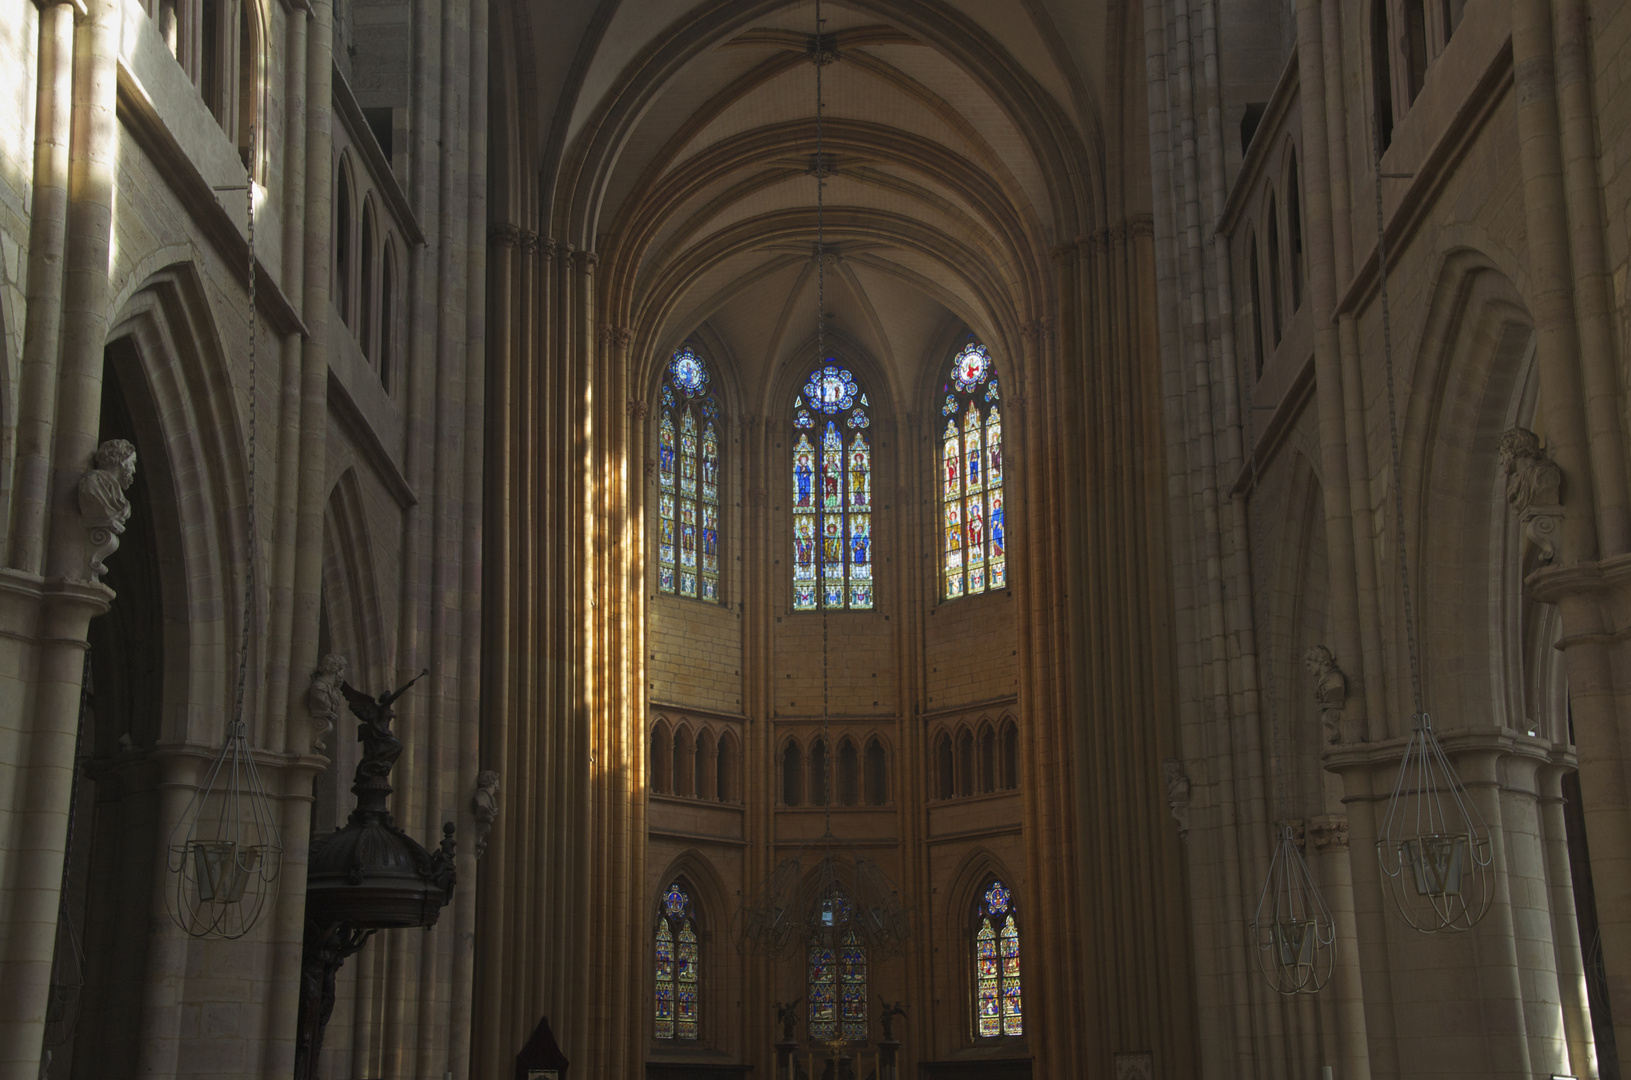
xmin=658 ymin=347 xmax=722 ymax=602
xmin=940 ymin=341 xmax=1007 ymax=599
xmin=792 ymin=363 xmax=873 ymax=610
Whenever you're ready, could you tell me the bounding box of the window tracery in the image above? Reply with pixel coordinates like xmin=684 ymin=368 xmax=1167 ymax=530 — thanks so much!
xmin=973 ymin=879 xmax=1023 ymax=1038
xmin=940 ymin=341 xmax=1006 ymax=599
xmin=658 ymin=346 xmax=722 ymax=602
xmin=654 ymin=882 xmax=699 ymax=1040
xmin=793 ymin=363 xmax=873 ymax=609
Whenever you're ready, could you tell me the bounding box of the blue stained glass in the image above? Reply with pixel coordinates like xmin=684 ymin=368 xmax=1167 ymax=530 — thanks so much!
xmin=952 ymin=342 xmax=992 ymax=390
xmin=974 ymin=881 xmax=1022 ymax=1038
xmin=804 ymin=364 xmax=859 ymax=415
xmin=669 ymin=346 xmax=710 ymax=396
xmin=659 ymin=348 xmax=722 ymax=604
xmin=656 ymin=884 xmax=698 ymax=1040
xmin=792 ymin=367 xmax=872 ymax=610
xmin=943 ymin=344 xmax=1005 ymax=601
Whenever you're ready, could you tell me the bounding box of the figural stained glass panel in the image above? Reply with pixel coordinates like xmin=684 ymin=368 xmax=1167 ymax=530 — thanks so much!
xmin=657 ymin=347 xmax=722 ymax=603
xmin=973 ymin=879 xmax=1022 ymax=1038
xmin=808 ymin=892 xmax=868 ymax=1042
xmin=654 ymin=882 xmax=700 ymax=1040
xmin=792 ymin=363 xmax=872 ymax=610
xmin=941 ymin=341 xmax=1006 ymax=600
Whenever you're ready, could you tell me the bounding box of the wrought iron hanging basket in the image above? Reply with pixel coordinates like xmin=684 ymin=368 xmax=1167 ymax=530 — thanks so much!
xmin=165 ymin=720 xmax=283 ymax=939
xmin=1375 ymin=713 xmax=1494 ymax=933
xmin=1250 ymin=825 xmax=1336 ymax=994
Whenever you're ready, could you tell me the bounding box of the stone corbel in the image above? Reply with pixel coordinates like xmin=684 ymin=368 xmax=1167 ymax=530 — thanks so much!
xmin=472 ymin=770 xmax=501 ymax=858
xmin=1307 ymin=814 xmax=1349 ymax=854
xmin=308 ymin=654 xmax=348 ymax=752
xmin=77 ymin=439 xmax=136 ymax=582
xmin=1499 ymin=427 xmax=1564 ymax=563
xmin=1161 ymin=758 xmax=1191 ymax=842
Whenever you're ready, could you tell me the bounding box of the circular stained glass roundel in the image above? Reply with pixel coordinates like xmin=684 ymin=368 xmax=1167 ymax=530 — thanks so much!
xmin=952 ymin=342 xmax=992 ymax=392
xmin=804 ymin=364 xmax=858 ymax=415
xmin=984 ymin=880 xmax=1011 ymax=915
xmin=664 ymin=883 xmax=689 ymax=918
xmin=669 ymin=347 xmax=710 ymax=397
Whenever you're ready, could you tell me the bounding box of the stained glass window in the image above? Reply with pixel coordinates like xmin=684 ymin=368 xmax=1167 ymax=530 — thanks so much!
xmin=973 ymin=879 xmax=1022 ymax=1038
xmin=793 ymin=362 xmax=872 ymax=610
xmin=654 ymin=882 xmax=700 ymax=1040
xmin=941 ymin=341 xmax=1006 ymax=600
xmin=658 ymin=347 xmax=722 ymax=602
xmin=808 ymin=892 xmax=868 ymax=1042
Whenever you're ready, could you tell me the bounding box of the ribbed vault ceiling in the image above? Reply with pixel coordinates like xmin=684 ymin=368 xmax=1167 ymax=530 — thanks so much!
xmin=519 ymin=0 xmax=1113 ymax=411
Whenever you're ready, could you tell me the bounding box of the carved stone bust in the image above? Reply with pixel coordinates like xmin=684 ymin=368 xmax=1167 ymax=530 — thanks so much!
xmin=308 ymin=654 xmax=349 ymax=752
xmin=77 ymin=438 xmax=137 ymax=581
xmin=1161 ymin=758 xmax=1191 ymax=842
xmin=1304 ymin=645 xmax=1347 ymax=745
xmin=1498 ymin=427 xmax=1564 ymax=562
xmin=472 ymin=769 xmax=502 ymax=858
xmin=1498 ymin=428 xmax=1562 ymax=513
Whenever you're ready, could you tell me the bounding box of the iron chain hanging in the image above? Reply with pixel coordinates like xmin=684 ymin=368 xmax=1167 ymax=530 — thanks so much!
xmin=1369 ymin=115 xmax=1493 ymax=933
xmin=165 ymin=141 xmax=283 ymax=939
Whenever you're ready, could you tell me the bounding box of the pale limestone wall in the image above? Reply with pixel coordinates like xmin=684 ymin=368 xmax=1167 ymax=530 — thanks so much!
xmin=1155 ymin=0 xmax=1631 ymax=1074
xmin=0 ymin=0 xmax=487 ymax=1076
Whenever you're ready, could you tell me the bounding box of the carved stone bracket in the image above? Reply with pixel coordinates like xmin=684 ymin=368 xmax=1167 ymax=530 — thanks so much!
xmin=77 ymin=438 xmax=136 ymax=582
xmin=1500 ymin=427 xmax=1564 ymax=563
xmin=1161 ymin=758 xmax=1191 ymax=842
xmin=1307 ymin=814 xmax=1349 ymax=854
xmin=627 ymin=398 xmax=649 ymax=421
xmin=308 ymin=653 xmax=349 ymax=752
xmin=1304 ymin=645 xmax=1348 ymax=745
xmin=471 ymin=770 xmax=501 ymax=859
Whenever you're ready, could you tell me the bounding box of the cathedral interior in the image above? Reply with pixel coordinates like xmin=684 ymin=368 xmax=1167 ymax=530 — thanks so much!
xmin=3 ymin=0 xmax=1631 ymax=1078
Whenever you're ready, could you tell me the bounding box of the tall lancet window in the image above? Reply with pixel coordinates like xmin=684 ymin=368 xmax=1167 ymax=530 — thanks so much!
xmin=941 ymin=341 xmax=1006 ymax=599
xmin=973 ymin=879 xmax=1022 ymax=1037
xmin=808 ymin=891 xmax=868 ymax=1042
xmin=658 ymin=346 xmax=722 ymax=602
xmin=654 ymin=882 xmax=700 ymax=1040
xmin=793 ymin=363 xmax=873 ymax=610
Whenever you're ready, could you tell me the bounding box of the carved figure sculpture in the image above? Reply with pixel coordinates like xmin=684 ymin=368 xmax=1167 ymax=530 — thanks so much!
xmin=775 ymin=999 xmax=801 ymax=1043
xmin=340 ymin=670 xmax=426 ymax=792
xmin=1499 ymin=427 xmax=1564 ymax=562
xmin=878 ymin=997 xmax=906 ymax=1041
xmin=1304 ymin=645 xmax=1348 ymax=745
xmin=308 ymin=654 xmax=348 ymax=752
xmin=77 ymin=438 xmax=136 ymax=581
xmin=472 ymin=769 xmax=502 ymax=858
xmin=1161 ymin=758 xmax=1191 ymax=842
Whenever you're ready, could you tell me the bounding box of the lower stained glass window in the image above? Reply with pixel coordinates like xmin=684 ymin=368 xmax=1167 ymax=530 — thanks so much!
xmin=654 ymin=882 xmax=700 ymax=1040
xmin=973 ymin=879 xmax=1022 ymax=1038
xmin=808 ymin=892 xmax=868 ymax=1042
